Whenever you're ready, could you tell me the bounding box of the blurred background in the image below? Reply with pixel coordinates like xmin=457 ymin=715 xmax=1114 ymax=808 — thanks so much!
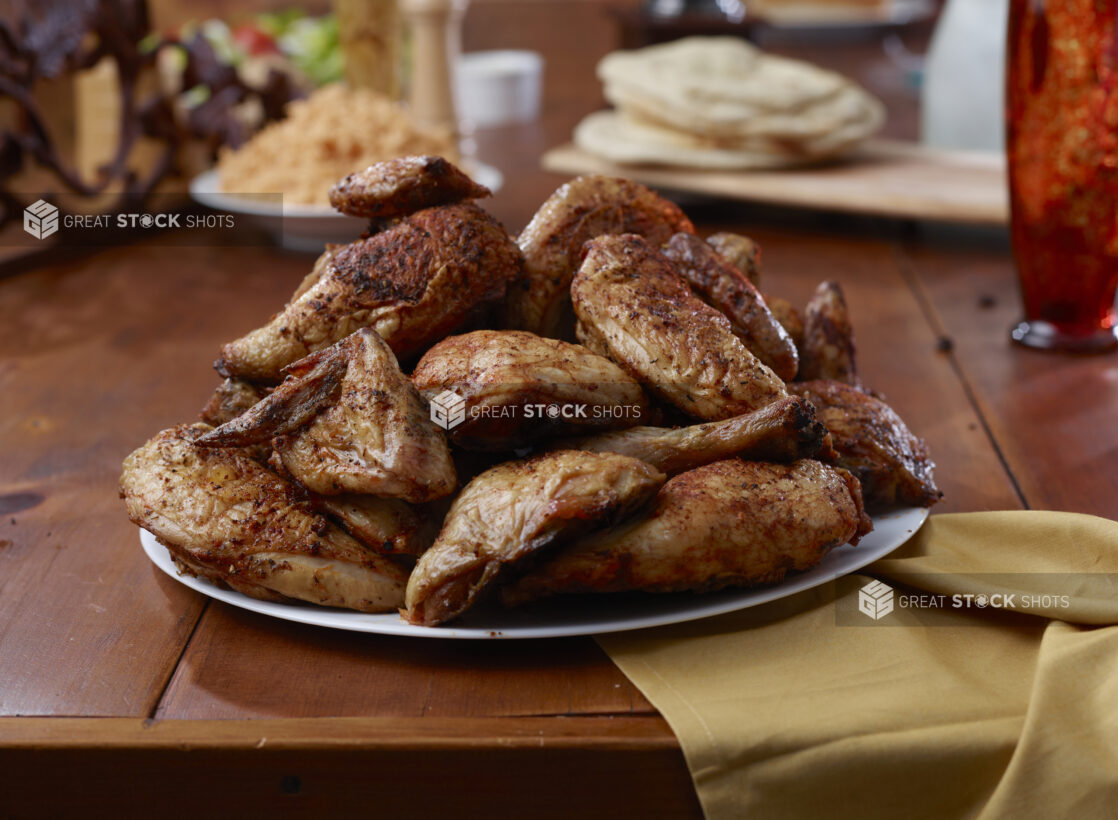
xmin=3 ymin=0 xmax=1007 ymax=238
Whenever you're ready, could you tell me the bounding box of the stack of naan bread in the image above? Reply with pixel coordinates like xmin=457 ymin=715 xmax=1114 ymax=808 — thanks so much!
xmin=575 ymin=37 xmax=885 ymax=169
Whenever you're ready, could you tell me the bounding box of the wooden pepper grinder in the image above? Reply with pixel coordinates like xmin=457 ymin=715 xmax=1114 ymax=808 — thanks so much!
xmin=400 ymin=0 xmax=468 ymax=136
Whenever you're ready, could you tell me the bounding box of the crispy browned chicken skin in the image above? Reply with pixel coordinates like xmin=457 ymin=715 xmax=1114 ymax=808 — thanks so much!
xmin=411 ymin=329 xmax=651 ymax=450
xmin=217 ymin=202 xmax=523 ymax=381
xmin=505 ymin=175 xmax=695 ymax=336
xmin=121 ymin=424 xmax=408 ymax=612
xmin=404 ymin=450 xmax=666 ymax=626
xmin=504 ymin=458 xmax=872 ymax=604
xmin=200 ymin=329 xmax=456 ymax=503
xmin=791 ymin=379 xmax=941 ymax=511
xmin=663 ymin=232 xmax=799 ymax=381
xmin=572 ymin=234 xmax=788 ymax=420
xmin=555 ymin=395 xmax=830 ymax=474
xmin=328 ymin=155 xmax=491 ymax=219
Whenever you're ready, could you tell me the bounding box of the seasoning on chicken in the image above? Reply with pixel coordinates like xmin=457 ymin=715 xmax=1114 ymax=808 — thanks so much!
xmin=791 ymin=379 xmax=941 ymax=511
xmin=662 ymin=232 xmax=799 ymax=380
xmin=799 ymin=281 xmax=859 ymax=384
xmin=217 ymin=201 xmax=523 ymax=382
xmin=572 ymin=234 xmax=788 ymax=421
xmin=555 ymin=395 xmax=830 ymax=474
xmin=504 ymin=458 xmax=872 ymax=605
xmin=505 ymin=175 xmax=695 ymax=336
xmin=200 ymin=328 xmax=456 ymax=503
xmin=411 ymin=329 xmax=651 ymax=450
xmin=328 ymin=155 xmax=491 ymax=219
xmin=121 ymin=424 xmax=408 ymax=612
xmin=403 ymin=450 xmax=665 ymax=626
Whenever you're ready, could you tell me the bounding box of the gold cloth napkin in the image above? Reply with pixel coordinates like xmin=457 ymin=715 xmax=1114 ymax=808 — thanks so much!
xmin=598 ymin=512 xmax=1118 ymax=819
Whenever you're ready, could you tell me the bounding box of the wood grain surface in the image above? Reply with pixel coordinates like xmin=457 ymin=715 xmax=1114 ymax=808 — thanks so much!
xmin=543 ymin=139 xmax=1009 ymax=225
xmin=1 ymin=2 xmax=1112 ymax=816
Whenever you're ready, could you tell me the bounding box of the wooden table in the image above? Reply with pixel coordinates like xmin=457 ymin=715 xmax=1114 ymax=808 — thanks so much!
xmin=2 ymin=4 xmax=1115 ymax=816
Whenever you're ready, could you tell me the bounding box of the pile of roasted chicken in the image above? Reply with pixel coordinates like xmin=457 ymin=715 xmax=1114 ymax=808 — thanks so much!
xmin=121 ymin=156 xmax=940 ymax=627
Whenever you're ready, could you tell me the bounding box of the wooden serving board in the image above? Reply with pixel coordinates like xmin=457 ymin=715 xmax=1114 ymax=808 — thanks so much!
xmin=542 ymin=138 xmax=1008 ymax=225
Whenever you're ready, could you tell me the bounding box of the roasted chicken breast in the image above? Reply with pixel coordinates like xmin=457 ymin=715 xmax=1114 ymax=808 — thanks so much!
xmin=663 ymin=232 xmax=798 ymax=380
xmin=121 ymin=424 xmax=408 ymax=612
xmin=572 ymin=234 xmax=788 ymax=420
xmin=411 ymin=329 xmax=651 ymax=450
xmin=505 ymin=175 xmax=695 ymax=336
xmin=791 ymin=379 xmax=941 ymax=510
xmin=328 ymin=155 xmax=491 ymax=219
xmin=404 ymin=450 xmax=666 ymax=626
xmin=200 ymin=328 xmax=456 ymax=503
xmin=217 ymin=202 xmax=523 ymax=381
xmin=504 ymin=458 xmax=871 ymax=604
xmin=555 ymin=395 xmax=830 ymax=474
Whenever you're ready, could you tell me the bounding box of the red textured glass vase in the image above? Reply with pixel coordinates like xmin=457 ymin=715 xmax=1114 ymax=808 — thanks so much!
xmin=1006 ymin=0 xmax=1118 ymax=351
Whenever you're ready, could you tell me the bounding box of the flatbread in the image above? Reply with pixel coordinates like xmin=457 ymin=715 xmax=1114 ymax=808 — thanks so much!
xmin=573 ymin=110 xmax=818 ymax=170
xmin=606 ymin=78 xmax=884 ymax=143
xmin=598 ymin=38 xmax=846 ymax=118
xmin=578 ymin=36 xmax=885 ymax=168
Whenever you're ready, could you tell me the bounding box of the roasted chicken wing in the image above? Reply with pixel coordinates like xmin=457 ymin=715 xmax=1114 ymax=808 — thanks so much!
xmin=217 ymin=202 xmax=522 ymax=381
xmin=555 ymin=395 xmax=829 ymax=474
xmin=403 ymin=450 xmax=665 ymax=626
xmin=663 ymin=232 xmax=798 ymax=380
xmin=200 ymin=378 xmax=268 ymax=427
xmin=705 ymin=232 xmax=761 ymax=287
xmin=200 ymin=328 xmax=456 ymax=502
xmin=328 ymin=155 xmax=491 ymax=219
xmin=504 ymin=458 xmax=871 ymax=604
xmin=791 ymin=379 xmax=940 ymax=510
xmin=411 ymin=329 xmax=651 ymax=450
xmin=121 ymin=424 xmax=408 ymax=612
xmin=572 ymin=234 xmax=788 ymax=420
xmin=799 ymin=281 xmax=859 ymax=384
xmin=505 ymin=175 xmax=695 ymax=336
xmin=768 ymin=296 xmax=805 ymax=351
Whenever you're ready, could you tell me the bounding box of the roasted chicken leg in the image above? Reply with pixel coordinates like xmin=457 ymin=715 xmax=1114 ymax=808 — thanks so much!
xmin=504 ymin=458 xmax=871 ymax=604
xmin=572 ymin=234 xmax=788 ymax=420
xmin=554 ymin=395 xmax=830 ymax=474
xmin=328 ymin=155 xmax=491 ymax=219
xmin=505 ymin=175 xmax=695 ymax=336
xmin=121 ymin=424 xmax=408 ymax=612
xmin=404 ymin=450 xmax=665 ymax=626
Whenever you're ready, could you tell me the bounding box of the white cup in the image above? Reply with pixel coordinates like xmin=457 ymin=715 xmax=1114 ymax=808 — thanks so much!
xmin=456 ymin=50 xmax=544 ymax=129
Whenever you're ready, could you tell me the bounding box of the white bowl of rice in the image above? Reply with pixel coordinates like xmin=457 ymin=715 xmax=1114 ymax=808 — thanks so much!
xmin=192 ymin=84 xmax=501 ymax=252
